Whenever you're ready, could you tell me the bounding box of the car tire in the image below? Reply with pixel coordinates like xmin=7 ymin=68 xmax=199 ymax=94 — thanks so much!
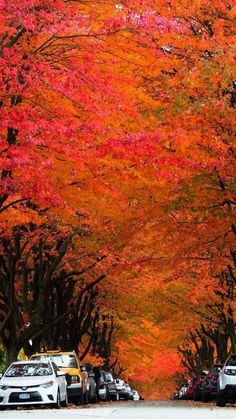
xmin=201 ymin=391 xmax=208 ymax=403
xmin=52 ymin=391 xmax=61 ymax=409
xmin=216 ymin=390 xmax=226 ymax=407
xmin=194 ymin=391 xmax=200 ymax=401
xmin=84 ymin=389 xmax=89 ymax=405
xmin=78 ymin=392 xmax=84 ymax=405
xmin=112 ymin=392 xmax=119 ymax=401
xmin=106 ymin=389 xmax=110 ymax=401
xmin=61 ymin=391 xmax=68 ymax=407
xmin=92 ymin=393 xmax=98 ymax=403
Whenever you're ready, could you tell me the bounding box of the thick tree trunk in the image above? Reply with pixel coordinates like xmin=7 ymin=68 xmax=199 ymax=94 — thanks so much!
xmin=5 ymin=345 xmax=19 ymax=367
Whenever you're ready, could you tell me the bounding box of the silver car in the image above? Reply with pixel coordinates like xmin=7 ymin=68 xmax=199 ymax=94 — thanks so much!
xmin=0 ymin=360 xmax=68 ymax=409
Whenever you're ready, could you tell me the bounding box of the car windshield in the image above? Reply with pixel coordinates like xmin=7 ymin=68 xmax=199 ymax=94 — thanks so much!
xmin=226 ymin=356 xmax=236 ymax=367
xmin=102 ymin=372 xmax=113 ymax=382
xmin=5 ymin=363 xmax=53 ymax=377
xmin=32 ymin=354 xmax=78 ymax=368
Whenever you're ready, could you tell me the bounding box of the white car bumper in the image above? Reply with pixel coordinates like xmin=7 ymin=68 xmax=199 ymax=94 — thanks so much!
xmin=0 ymin=383 xmax=58 ymax=406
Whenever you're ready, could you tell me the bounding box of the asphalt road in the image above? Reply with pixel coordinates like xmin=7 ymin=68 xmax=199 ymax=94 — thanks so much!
xmin=1 ymin=401 xmax=236 ymax=419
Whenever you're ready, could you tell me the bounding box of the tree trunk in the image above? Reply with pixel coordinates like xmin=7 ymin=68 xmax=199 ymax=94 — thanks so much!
xmin=5 ymin=345 xmax=19 ymax=367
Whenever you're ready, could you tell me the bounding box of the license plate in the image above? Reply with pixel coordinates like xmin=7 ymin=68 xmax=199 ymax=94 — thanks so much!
xmin=99 ymin=389 xmax=106 ymax=394
xmin=19 ymin=393 xmax=30 ymax=399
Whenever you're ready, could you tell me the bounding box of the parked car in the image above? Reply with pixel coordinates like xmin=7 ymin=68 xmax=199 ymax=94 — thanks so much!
xmin=115 ymin=379 xmax=130 ymax=400
xmin=95 ymin=370 xmax=119 ymax=401
xmin=31 ymin=350 xmax=88 ymax=405
xmin=186 ymin=377 xmax=197 ymax=400
xmin=0 ymin=360 xmax=67 ymax=409
xmin=217 ymin=354 xmax=236 ymax=407
xmin=132 ymin=389 xmax=140 ymax=401
xmin=201 ymin=364 xmax=223 ymax=402
xmin=178 ymin=382 xmax=188 ymax=399
xmin=171 ymin=392 xmax=179 ymax=400
xmin=125 ymin=383 xmax=134 ymax=400
xmin=194 ymin=371 xmax=208 ymax=401
xmin=87 ymin=371 xmax=98 ymax=403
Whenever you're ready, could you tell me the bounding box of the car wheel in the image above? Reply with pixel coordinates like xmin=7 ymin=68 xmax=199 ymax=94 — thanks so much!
xmin=52 ymin=391 xmax=61 ymax=409
xmin=194 ymin=391 xmax=200 ymax=401
xmin=75 ymin=392 xmax=83 ymax=406
xmin=106 ymin=389 xmax=110 ymax=401
xmin=201 ymin=391 xmax=208 ymax=403
xmin=61 ymin=391 xmax=68 ymax=407
xmin=216 ymin=390 xmax=226 ymax=407
xmin=84 ymin=389 xmax=89 ymax=405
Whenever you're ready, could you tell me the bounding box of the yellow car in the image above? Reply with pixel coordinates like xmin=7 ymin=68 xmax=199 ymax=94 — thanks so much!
xmin=30 ymin=350 xmax=88 ymax=404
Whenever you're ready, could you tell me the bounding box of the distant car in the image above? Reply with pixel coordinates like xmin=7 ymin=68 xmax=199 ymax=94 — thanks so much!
xmin=186 ymin=377 xmax=197 ymax=400
xmin=125 ymin=383 xmax=134 ymax=400
xmin=178 ymin=382 xmax=188 ymax=399
xmin=97 ymin=371 xmax=119 ymax=401
xmin=87 ymin=371 xmax=98 ymax=403
xmin=0 ymin=360 xmax=67 ymax=409
xmin=171 ymin=392 xmax=179 ymax=400
xmin=115 ymin=379 xmax=129 ymax=400
xmin=217 ymin=354 xmax=236 ymax=407
xmin=201 ymin=364 xmax=223 ymax=402
xmin=194 ymin=371 xmax=208 ymax=401
xmin=132 ymin=389 xmax=140 ymax=401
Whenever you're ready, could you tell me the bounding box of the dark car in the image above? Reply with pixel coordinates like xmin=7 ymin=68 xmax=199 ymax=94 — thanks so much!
xmin=87 ymin=371 xmax=98 ymax=403
xmin=93 ymin=368 xmax=119 ymax=401
xmin=101 ymin=371 xmax=119 ymax=401
xmin=186 ymin=377 xmax=197 ymax=400
xmin=171 ymin=392 xmax=179 ymax=400
xmin=194 ymin=371 xmax=208 ymax=401
xmin=201 ymin=364 xmax=223 ymax=402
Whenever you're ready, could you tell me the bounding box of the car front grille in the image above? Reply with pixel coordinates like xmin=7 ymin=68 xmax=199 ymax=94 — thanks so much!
xmin=9 ymin=391 xmax=42 ymax=403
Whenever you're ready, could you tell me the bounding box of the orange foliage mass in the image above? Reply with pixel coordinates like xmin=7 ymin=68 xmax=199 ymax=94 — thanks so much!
xmin=0 ymin=0 xmax=235 ymax=399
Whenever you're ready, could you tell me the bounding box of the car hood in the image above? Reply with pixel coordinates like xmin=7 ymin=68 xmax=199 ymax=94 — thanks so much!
xmin=58 ymin=367 xmax=79 ymax=375
xmin=0 ymin=376 xmax=54 ymax=387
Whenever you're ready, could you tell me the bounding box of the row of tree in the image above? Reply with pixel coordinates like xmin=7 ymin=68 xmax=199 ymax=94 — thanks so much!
xmin=0 ymin=0 xmax=235 ymax=398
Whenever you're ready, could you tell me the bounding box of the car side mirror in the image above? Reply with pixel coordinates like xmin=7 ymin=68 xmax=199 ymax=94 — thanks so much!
xmin=80 ymin=365 xmax=87 ymax=372
xmin=0 ymin=373 xmax=2 ymax=379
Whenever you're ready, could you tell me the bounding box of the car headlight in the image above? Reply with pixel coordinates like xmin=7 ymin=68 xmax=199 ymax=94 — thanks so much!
xmin=224 ymin=369 xmax=236 ymax=375
xmin=40 ymin=381 xmax=54 ymax=388
xmin=0 ymin=385 xmax=9 ymax=390
xmin=71 ymin=375 xmax=80 ymax=383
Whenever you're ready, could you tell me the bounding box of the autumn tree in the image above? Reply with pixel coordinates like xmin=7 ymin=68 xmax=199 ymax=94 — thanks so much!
xmin=0 ymin=215 xmax=111 ymax=365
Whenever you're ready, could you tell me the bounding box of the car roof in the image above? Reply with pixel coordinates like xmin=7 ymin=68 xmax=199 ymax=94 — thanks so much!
xmin=32 ymin=351 xmax=75 ymax=356
xmin=10 ymin=360 xmax=52 ymax=365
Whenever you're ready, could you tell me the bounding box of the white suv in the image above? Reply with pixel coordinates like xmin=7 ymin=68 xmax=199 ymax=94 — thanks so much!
xmin=217 ymin=354 xmax=236 ymax=406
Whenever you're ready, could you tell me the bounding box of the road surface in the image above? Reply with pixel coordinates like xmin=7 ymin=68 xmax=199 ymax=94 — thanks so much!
xmin=0 ymin=401 xmax=235 ymax=418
